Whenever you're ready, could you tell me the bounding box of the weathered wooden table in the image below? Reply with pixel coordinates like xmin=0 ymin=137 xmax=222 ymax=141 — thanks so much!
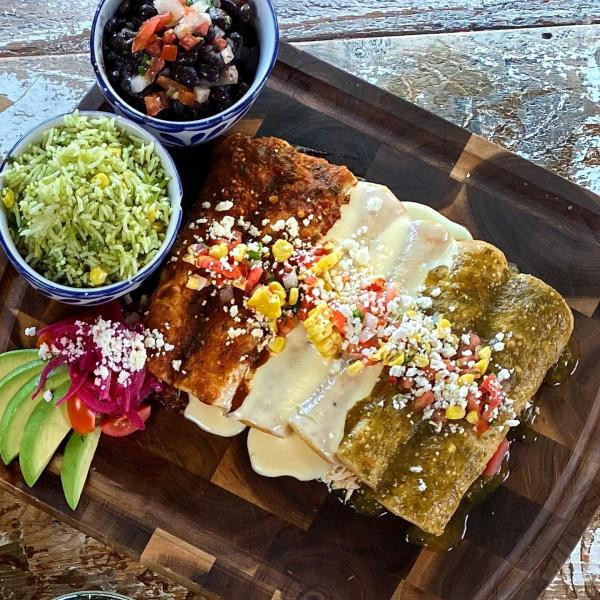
xmin=0 ymin=1 xmax=599 ymax=597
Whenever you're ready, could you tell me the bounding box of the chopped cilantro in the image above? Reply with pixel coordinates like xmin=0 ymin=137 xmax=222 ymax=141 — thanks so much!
xmin=137 ymin=53 xmax=151 ymax=75
xmin=248 ymin=245 xmax=262 ymax=260
xmin=352 ymin=309 xmax=364 ymax=319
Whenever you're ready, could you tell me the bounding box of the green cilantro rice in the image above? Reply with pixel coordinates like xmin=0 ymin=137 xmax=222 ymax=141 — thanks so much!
xmin=1 ymin=111 xmax=172 ymax=287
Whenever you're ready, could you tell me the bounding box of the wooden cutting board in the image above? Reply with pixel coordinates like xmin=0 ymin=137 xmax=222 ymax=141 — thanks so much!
xmin=1 ymin=44 xmax=599 ymax=600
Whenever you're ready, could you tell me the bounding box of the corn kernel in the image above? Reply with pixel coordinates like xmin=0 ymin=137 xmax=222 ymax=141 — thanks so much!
xmin=268 ymin=281 xmax=286 ymax=302
xmin=437 ymin=318 xmax=451 ymax=331
xmin=312 ymin=251 xmax=341 ymax=274
xmin=466 ymin=410 xmax=479 ymax=424
xmin=147 ymin=209 xmax=156 ymax=223
xmin=186 ymin=274 xmax=208 ymax=290
xmin=445 ymin=405 xmax=466 ymax=420
xmin=406 ymin=309 xmax=417 ymax=318
xmin=109 ymin=146 xmax=121 ymax=156
xmin=348 ymin=360 xmax=365 ymax=375
xmin=209 ymin=242 xmax=229 ymax=259
xmin=268 ymin=336 xmax=286 ymax=354
xmin=91 ymin=172 xmax=110 ymax=188
xmin=413 ymin=355 xmax=430 ymax=368
xmin=474 ymin=358 xmax=489 ymax=374
xmin=247 ymin=286 xmax=282 ymax=320
xmin=1 ymin=188 xmax=15 ymax=209
xmin=478 ymin=346 xmax=492 ymax=360
xmin=386 ymin=352 xmax=405 ymax=367
xmin=89 ymin=266 xmax=107 ymax=286
xmin=288 ymin=287 xmax=299 ymax=306
xmin=182 ymin=254 xmax=196 ymax=264
xmin=272 ymin=239 xmax=294 ymax=262
xmin=232 ymin=243 xmax=248 ymax=262
xmin=458 ymin=373 xmax=475 ymax=385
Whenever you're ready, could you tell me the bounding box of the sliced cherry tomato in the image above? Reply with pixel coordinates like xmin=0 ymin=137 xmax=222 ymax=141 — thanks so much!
xmin=144 ymin=92 xmax=168 ymax=116
xmin=179 ymin=34 xmax=202 ymax=50
xmin=101 ymin=405 xmax=152 ymax=437
xmin=160 ymin=44 xmax=178 ymax=61
xmin=331 ymin=310 xmax=346 ymax=335
xmin=245 ymin=267 xmax=263 ymax=293
xmin=132 ymin=13 xmax=171 ymax=52
xmin=213 ymin=37 xmax=227 ymax=50
xmin=221 ymin=263 xmax=243 ymax=280
xmin=474 ymin=418 xmax=490 ymax=436
xmin=303 ymin=275 xmax=317 ymax=286
xmin=156 ymin=75 xmax=197 ymax=106
xmin=367 ymin=277 xmax=386 ymax=292
xmin=146 ymin=35 xmax=163 ymax=57
xmin=146 ymin=57 xmax=165 ymax=81
xmin=414 ymin=390 xmax=435 ymax=410
xmin=67 ymin=396 xmax=96 ymax=434
xmin=466 ymin=391 xmax=480 ymax=413
xmin=196 ymin=254 xmax=220 ymax=270
xmin=484 ymin=437 xmax=509 ymax=477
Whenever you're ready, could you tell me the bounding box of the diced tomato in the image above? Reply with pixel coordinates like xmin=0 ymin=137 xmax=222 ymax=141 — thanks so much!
xmin=180 ymin=34 xmax=202 ymax=50
xmin=132 ymin=13 xmax=171 ymax=52
xmin=163 ymin=29 xmax=176 ymax=44
xmin=144 ymin=92 xmax=168 ymax=116
xmin=67 ymin=396 xmax=96 ymax=434
xmin=388 ymin=375 xmax=398 ymax=384
xmin=146 ymin=35 xmax=163 ymax=57
xmin=278 ymin=315 xmax=298 ymax=336
xmin=474 ymin=418 xmax=490 ymax=436
xmin=156 ymin=75 xmax=197 ymax=106
xmin=101 ymin=405 xmax=152 ymax=437
xmin=384 ymin=287 xmax=398 ymax=306
xmin=367 ymin=277 xmax=386 ymax=292
xmin=304 ymin=275 xmax=317 ymax=286
xmin=221 ymin=264 xmax=243 ymax=280
xmin=213 ymin=37 xmax=228 ymax=51
xmin=332 ymin=310 xmax=346 ymax=335
xmin=414 ymin=390 xmax=435 ymax=410
xmin=244 ymin=267 xmax=263 ymax=293
xmin=196 ymin=20 xmax=210 ymax=36
xmin=443 ymin=359 xmax=456 ymax=372
xmin=36 ymin=331 xmax=52 ymax=349
xmin=484 ymin=438 xmax=510 ymax=477
xmin=196 ymin=254 xmax=220 ymax=270
xmin=466 ymin=392 xmax=480 ymax=413
xmin=146 ymin=57 xmax=165 ymax=81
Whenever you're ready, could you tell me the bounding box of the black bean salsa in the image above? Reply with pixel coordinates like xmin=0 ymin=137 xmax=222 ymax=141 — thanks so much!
xmin=102 ymin=0 xmax=259 ymax=120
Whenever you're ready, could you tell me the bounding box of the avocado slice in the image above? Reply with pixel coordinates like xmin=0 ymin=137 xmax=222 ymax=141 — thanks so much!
xmin=0 ymin=360 xmax=44 ymax=424
xmin=0 ymin=349 xmax=39 ymax=380
xmin=20 ymin=380 xmax=72 ymax=487
xmin=0 ymin=366 xmax=69 ymax=464
xmin=61 ymin=427 xmax=101 ymax=509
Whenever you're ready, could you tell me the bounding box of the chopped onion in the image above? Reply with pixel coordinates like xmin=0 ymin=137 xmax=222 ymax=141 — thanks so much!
xmin=220 ymin=285 xmax=234 ymax=303
xmin=130 ymin=74 xmax=151 ymax=94
xmin=194 ymin=86 xmax=211 ymax=104
xmin=154 ymin=0 xmax=184 ymax=19
xmin=282 ymin=270 xmax=298 ymax=289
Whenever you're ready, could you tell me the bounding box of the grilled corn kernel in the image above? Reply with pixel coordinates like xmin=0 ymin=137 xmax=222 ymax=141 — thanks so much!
xmin=312 ymin=251 xmax=341 ymax=274
xmin=232 ymin=243 xmax=248 ymax=262
xmin=91 ymin=172 xmax=110 ymax=188
xmin=288 ymin=287 xmax=299 ymax=306
xmin=268 ymin=336 xmax=286 ymax=354
xmin=386 ymin=352 xmax=405 ymax=367
xmin=247 ymin=286 xmax=282 ymax=320
xmin=445 ymin=405 xmax=466 ymax=420
xmin=272 ymin=239 xmax=294 ymax=262
xmin=475 ymin=358 xmax=489 ymax=374
xmin=458 ymin=373 xmax=475 ymax=385
xmin=268 ymin=281 xmax=286 ymax=302
xmin=413 ymin=355 xmax=430 ymax=368
xmin=348 ymin=360 xmax=365 ymax=375
xmin=89 ymin=266 xmax=107 ymax=286
xmin=209 ymin=242 xmax=229 ymax=259
xmin=1 ymin=188 xmax=15 ymax=209
xmin=466 ymin=410 xmax=479 ymax=424
xmin=478 ymin=346 xmax=492 ymax=360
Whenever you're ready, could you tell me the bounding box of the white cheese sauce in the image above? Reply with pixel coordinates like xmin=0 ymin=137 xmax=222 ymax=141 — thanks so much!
xmin=185 ymin=394 xmax=247 ymax=437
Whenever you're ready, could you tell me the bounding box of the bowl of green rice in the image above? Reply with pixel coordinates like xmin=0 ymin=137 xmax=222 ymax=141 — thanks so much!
xmin=0 ymin=111 xmax=182 ymax=305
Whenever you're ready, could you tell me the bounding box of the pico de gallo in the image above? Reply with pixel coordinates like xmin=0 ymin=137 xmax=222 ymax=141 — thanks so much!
xmin=102 ymin=0 xmax=259 ymax=119
xmin=31 ymin=302 xmax=164 ymax=437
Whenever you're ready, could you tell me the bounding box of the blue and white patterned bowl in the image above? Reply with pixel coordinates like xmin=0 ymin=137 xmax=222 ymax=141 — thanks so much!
xmin=0 ymin=111 xmax=183 ymax=306
xmin=90 ymin=0 xmax=279 ymax=147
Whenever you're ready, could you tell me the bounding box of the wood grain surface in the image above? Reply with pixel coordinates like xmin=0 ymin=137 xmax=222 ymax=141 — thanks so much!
xmin=0 ymin=0 xmax=599 ymax=597
xmin=1 ymin=43 xmax=600 ymax=599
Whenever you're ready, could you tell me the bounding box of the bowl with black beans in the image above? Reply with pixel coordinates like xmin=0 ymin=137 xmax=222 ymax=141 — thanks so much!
xmin=91 ymin=0 xmax=278 ymax=146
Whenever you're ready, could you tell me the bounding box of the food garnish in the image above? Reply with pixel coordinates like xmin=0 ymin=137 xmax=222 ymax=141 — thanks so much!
xmin=1 ymin=112 xmax=171 ymax=287
xmin=103 ymin=0 xmax=258 ymax=119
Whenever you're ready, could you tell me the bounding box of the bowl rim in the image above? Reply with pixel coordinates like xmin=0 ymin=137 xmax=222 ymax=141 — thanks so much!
xmin=90 ymin=0 xmax=279 ymax=131
xmin=0 ymin=110 xmax=183 ymax=297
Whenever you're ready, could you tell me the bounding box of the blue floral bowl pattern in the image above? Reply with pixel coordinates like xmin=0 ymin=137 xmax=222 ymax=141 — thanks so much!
xmin=0 ymin=111 xmax=183 ymax=306
xmin=90 ymin=0 xmax=279 ymax=147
